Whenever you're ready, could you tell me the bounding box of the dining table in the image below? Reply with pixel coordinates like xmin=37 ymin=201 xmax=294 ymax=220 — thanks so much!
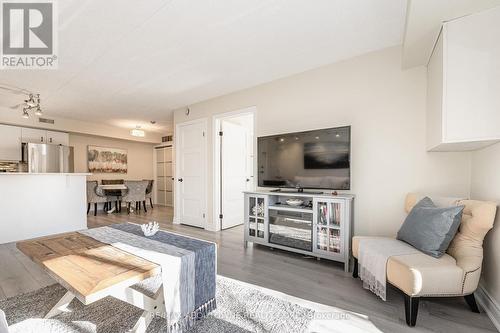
xmin=97 ymin=184 xmax=128 ymax=213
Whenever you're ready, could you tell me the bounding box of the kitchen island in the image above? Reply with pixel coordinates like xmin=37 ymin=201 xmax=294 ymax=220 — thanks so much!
xmin=0 ymin=173 xmax=90 ymax=244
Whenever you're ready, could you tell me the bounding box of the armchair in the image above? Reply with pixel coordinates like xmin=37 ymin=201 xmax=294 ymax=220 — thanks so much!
xmin=352 ymin=193 xmax=497 ymax=327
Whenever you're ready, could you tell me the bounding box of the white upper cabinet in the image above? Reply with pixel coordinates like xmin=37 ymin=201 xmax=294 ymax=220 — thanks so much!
xmin=0 ymin=124 xmax=22 ymax=161
xmin=21 ymin=128 xmax=69 ymax=145
xmin=426 ymin=7 xmax=500 ymax=151
xmin=21 ymin=127 xmax=47 ymax=144
xmin=47 ymin=131 xmax=69 ymax=145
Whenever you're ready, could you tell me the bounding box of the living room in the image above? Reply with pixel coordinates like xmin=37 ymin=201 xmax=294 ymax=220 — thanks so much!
xmin=0 ymin=1 xmax=499 ymax=332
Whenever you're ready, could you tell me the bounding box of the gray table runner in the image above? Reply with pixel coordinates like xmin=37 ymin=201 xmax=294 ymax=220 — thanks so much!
xmin=79 ymin=223 xmax=216 ymax=332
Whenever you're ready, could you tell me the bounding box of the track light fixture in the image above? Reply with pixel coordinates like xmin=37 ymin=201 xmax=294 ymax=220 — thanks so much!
xmin=20 ymin=93 xmax=43 ymax=117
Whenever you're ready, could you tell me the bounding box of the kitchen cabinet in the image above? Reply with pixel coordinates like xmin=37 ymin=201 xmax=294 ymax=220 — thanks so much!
xmin=426 ymin=6 xmax=500 ymax=151
xmin=21 ymin=128 xmax=69 ymax=145
xmin=21 ymin=127 xmax=47 ymax=144
xmin=47 ymin=131 xmax=69 ymax=145
xmin=0 ymin=124 xmax=22 ymax=161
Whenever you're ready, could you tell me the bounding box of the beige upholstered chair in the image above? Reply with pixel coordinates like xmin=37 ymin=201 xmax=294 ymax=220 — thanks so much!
xmin=121 ymin=180 xmax=149 ymax=214
xmin=352 ymin=193 xmax=497 ymax=327
xmin=86 ymin=181 xmax=108 ymax=216
xmin=144 ymin=179 xmax=154 ymax=209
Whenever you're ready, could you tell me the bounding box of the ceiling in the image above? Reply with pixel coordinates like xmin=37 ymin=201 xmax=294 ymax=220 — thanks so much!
xmin=402 ymin=0 xmax=500 ymax=68
xmin=0 ymin=0 xmax=407 ymax=133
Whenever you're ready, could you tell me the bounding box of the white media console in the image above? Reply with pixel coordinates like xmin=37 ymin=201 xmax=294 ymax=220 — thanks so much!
xmin=244 ymin=190 xmax=354 ymax=272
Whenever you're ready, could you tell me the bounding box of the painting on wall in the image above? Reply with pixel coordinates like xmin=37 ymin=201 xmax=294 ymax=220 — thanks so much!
xmin=87 ymin=146 xmax=127 ymax=173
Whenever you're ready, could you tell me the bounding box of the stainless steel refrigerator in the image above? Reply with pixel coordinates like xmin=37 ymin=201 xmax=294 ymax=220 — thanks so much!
xmin=22 ymin=143 xmax=74 ymax=173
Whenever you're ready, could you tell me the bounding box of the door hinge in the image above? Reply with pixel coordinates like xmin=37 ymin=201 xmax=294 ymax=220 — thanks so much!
xmin=203 ymin=213 xmax=205 ymax=218
xmin=202 ymin=131 xmax=205 ymax=137
xmin=219 ymin=214 xmax=223 ymax=219
xmin=219 ymin=131 xmax=223 ymax=136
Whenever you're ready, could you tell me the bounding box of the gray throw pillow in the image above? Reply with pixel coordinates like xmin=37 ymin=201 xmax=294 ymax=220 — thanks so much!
xmin=397 ymin=197 xmax=464 ymax=258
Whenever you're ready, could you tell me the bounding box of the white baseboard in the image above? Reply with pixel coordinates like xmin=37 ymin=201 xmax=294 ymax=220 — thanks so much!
xmin=476 ymin=284 xmax=500 ymax=332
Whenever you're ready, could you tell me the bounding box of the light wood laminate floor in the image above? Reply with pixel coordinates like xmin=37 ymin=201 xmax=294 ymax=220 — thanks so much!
xmin=0 ymin=206 xmax=496 ymax=333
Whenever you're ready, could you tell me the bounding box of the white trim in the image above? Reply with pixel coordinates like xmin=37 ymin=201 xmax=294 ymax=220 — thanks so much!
xmin=212 ymin=107 xmax=257 ymax=231
xmin=476 ymin=283 xmax=500 ymax=331
xmin=174 ymin=118 xmax=208 ymax=229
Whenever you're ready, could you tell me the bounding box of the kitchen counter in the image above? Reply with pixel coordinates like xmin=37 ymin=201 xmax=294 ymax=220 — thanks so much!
xmin=0 ymin=172 xmax=91 ymax=175
xmin=0 ymin=173 xmax=89 ymax=243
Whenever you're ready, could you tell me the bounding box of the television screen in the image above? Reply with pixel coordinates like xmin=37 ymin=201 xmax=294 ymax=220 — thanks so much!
xmin=258 ymin=126 xmax=350 ymax=190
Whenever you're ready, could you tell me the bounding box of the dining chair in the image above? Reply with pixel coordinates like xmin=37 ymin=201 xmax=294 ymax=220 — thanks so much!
xmin=86 ymin=181 xmax=108 ymax=216
xmin=121 ymin=180 xmax=149 ymax=214
xmin=101 ymin=179 xmax=124 ymax=212
xmin=144 ymin=179 xmax=154 ymax=209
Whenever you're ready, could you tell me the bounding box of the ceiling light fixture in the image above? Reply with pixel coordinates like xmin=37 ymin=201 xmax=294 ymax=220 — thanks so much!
xmin=18 ymin=93 xmax=43 ymax=118
xmin=34 ymin=106 xmax=43 ymax=116
xmin=131 ymin=126 xmax=145 ymax=137
xmin=22 ymin=108 xmax=30 ymax=119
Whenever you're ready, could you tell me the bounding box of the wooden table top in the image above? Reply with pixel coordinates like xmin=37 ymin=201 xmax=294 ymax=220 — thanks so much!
xmin=17 ymin=232 xmax=160 ymax=304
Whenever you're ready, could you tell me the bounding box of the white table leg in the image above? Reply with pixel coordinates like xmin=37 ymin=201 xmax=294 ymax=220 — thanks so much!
xmin=45 ymin=290 xmax=75 ymax=318
xmin=131 ymin=310 xmax=153 ymax=333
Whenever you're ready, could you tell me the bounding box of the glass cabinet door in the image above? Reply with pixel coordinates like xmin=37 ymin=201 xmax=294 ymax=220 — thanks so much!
xmin=248 ymin=196 xmax=266 ymax=240
xmin=314 ymin=200 xmax=343 ymax=255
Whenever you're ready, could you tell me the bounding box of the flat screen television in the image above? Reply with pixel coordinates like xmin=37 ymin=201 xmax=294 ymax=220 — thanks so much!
xmin=258 ymin=126 xmax=350 ymax=190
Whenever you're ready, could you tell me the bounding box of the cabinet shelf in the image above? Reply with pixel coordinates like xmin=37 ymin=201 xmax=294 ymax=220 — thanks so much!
xmin=268 ymin=205 xmax=312 ymax=213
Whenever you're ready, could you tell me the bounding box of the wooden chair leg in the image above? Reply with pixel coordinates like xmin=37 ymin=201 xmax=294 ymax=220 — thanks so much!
xmin=404 ymin=295 xmax=419 ymax=327
xmin=87 ymin=203 xmax=90 ymax=215
xmin=143 ymin=200 xmax=147 ymax=213
xmin=464 ymin=293 xmax=480 ymax=313
xmin=149 ymin=197 xmax=153 ymax=209
xmin=352 ymin=257 xmax=358 ymax=278
xmin=118 ymin=200 xmax=122 ymax=212
xmin=115 ymin=201 xmax=118 ymax=211
xmin=136 ymin=201 xmax=139 ymax=211
xmin=94 ymin=203 xmax=97 ymax=216
xmin=127 ymin=202 xmax=131 ymax=214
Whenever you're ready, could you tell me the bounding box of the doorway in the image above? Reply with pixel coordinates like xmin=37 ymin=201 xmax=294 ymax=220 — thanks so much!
xmin=214 ymin=107 xmax=256 ymax=230
xmin=175 ymin=118 xmax=207 ymax=228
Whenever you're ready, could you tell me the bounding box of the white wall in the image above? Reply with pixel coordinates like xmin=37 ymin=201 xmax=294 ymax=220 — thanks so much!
xmin=174 ymin=46 xmax=472 ymax=234
xmin=471 ymin=142 xmax=500 ymax=309
xmin=69 ymin=133 xmax=155 ymax=183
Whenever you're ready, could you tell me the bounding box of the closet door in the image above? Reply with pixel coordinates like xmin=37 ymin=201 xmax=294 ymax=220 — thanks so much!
xmin=156 ymin=146 xmax=173 ymax=206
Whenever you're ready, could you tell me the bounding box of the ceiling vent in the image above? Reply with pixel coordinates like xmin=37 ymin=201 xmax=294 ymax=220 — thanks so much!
xmin=162 ymin=135 xmax=173 ymax=142
xmin=38 ymin=117 xmax=55 ymax=124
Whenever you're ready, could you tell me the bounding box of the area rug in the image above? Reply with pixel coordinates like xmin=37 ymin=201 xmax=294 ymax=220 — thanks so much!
xmin=0 ymin=276 xmax=381 ymax=333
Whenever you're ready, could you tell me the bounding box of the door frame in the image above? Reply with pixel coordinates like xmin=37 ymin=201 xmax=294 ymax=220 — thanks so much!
xmin=174 ymin=118 xmax=208 ymax=228
xmin=213 ymin=106 xmax=257 ymax=231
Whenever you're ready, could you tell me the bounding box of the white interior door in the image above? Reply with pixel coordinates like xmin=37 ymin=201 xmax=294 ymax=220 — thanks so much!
xmin=177 ymin=120 xmax=206 ymax=228
xmin=221 ymin=120 xmax=247 ymax=229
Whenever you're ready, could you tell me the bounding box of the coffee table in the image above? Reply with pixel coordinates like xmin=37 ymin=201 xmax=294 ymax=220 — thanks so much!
xmin=17 ymin=232 xmax=164 ymax=332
